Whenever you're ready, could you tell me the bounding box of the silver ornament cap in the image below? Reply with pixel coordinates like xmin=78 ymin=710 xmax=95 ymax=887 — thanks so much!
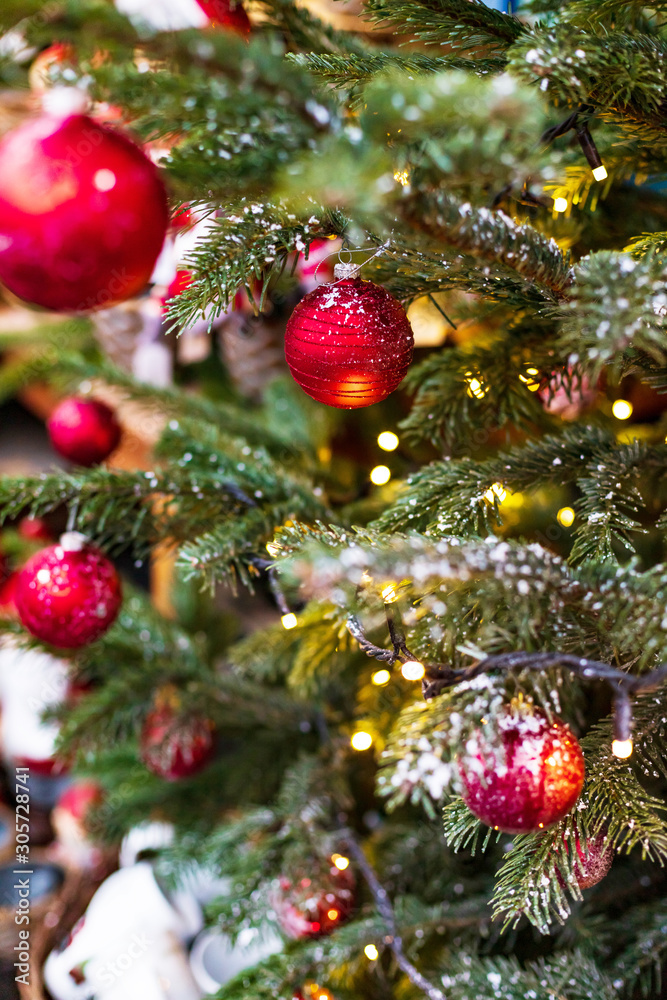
xmin=333 ymin=261 xmax=361 ymax=281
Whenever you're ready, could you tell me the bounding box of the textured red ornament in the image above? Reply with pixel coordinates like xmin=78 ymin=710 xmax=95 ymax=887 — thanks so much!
xmin=284 ymin=268 xmax=414 ymax=408
xmin=459 ymin=706 xmax=585 ymax=834
xmin=272 ymin=864 xmax=355 ymax=939
xmin=48 ymin=397 xmax=121 ymax=466
xmin=141 ymin=706 xmax=215 ymax=781
xmin=14 ymin=533 xmax=122 ymax=649
xmin=196 ymin=0 xmax=252 ymax=33
xmin=562 ymin=827 xmax=614 ymax=889
xmin=0 ymin=112 xmax=168 ymax=312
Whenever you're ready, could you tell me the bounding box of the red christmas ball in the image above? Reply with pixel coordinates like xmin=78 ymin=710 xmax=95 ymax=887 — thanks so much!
xmin=14 ymin=533 xmax=122 ymax=649
xmin=0 ymin=111 xmax=168 ymax=312
xmin=196 ymin=0 xmax=252 ymax=33
xmin=141 ymin=705 xmax=215 ymax=781
xmin=48 ymin=397 xmax=121 ymax=466
xmin=284 ymin=268 xmax=414 ymax=408
xmin=562 ymin=827 xmax=614 ymax=889
xmin=18 ymin=516 xmax=52 ymax=542
xmin=459 ymin=706 xmax=585 ymax=834
xmin=163 ymin=268 xmax=193 ymax=315
xmin=272 ymin=863 xmax=355 ymax=939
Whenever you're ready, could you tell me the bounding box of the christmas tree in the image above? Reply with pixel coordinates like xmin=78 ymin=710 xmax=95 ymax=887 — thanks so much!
xmin=0 ymin=0 xmax=667 ymax=997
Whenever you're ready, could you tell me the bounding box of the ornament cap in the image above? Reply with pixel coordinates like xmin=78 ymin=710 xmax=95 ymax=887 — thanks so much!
xmin=59 ymin=531 xmax=88 ymax=552
xmin=333 ymin=262 xmax=361 ymax=281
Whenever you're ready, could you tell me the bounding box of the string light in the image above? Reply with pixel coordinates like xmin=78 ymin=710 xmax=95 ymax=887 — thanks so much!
xmin=394 ymin=169 xmax=409 ymax=187
xmin=364 ymin=944 xmax=379 ymax=961
xmin=372 ymin=669 xmax=391 ymax=686
xmin=381 ymin=584 xmax=398 ymax=603
xmin=612 ymin=738 xmax=633 ymax=759
xmin=519 ymin=367 xmax=541 ymax=391
xmin=553 ymin=197 xmax=568 ymax=213
xmin=266 ymin=540 xmax=281 ymax=557
xmin=465 ymin=372 xmax=488 ymax=399
xmin=370 ymin=465 xmax=391 ymax=485
xmin=332 ymin=854 xmax=350 ymax=870
xmin=351 ymin=731 xmax=373 ymax=751
xmin=557 ymin=506 xmax=575 ymax=527
xmin=592 ymin=165 xmax=608 ymax=182
xmin=281 ymin=613 xmax=298 ymax=630
xmin=401 ymin=660 xmax=425 ymax=681
xmin=612 ymin=399 xmax=633 ymax=420
xmin=484 ymin=482 xmax=507 ymax=504
xmin=377 ymin=431 xmax=399 ymax=451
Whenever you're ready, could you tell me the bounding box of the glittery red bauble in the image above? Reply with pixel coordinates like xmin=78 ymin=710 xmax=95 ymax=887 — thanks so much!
xmin=459 ymin=707 xmax=585 ymax=834
xmin=561 ymin=827 xmax=614 ymax=889
xmin=0 ymin=112 xmax=168 ymax=312
xmin=272 ymin=864 xmax=355 ymax=939
xmin=14 ymin=534 xmax=122 ymax=649
xmin=141 ymin=707 xmax=215 ymax=781
xmin=284 ymin=274 xmax=414 ymax=408
xmin=196 ymin=0 xmax=252 ymax=33
xmin=48 ymin=397 xmax=121 ymax=466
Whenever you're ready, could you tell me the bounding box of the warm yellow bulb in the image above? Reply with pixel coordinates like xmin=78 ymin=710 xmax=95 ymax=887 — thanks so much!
xmin=612 ymin=399 xmax=633 ymax=420
xmin=281 ymin=613 xmax=298 ymax=630
xmin=612 ymin=738 xmax=633 ymax=759
xmin=327 ymin=909 xmax=339 ymax=921
xmin=553 ymin=197 xmax=568 ymax=213
xmin=370 ymin=465 xmax=391 ymax=485
xmin=266 ymin=541 xmax=281 ymax=557
xmin=364 ymin=944 xmax=379 ymax=961
xmin=381 ymin=584 xmax=398 ymax=603
xmin=557 ymin=506 xmax=575 ymax=527
xmin=401 ymin=660 xmax=425 ymax=681
xmin=378 ymin=431 xmax=399 ymax=451
xmin=484 ymin=482 xmax=507 ymax=503
xmin=332 ymin=854 xmax=350 ymax=870
xmin=372 ymin=669 xmax=391 ymax=686
xmin=593 ymin=165 xmax=608 ymax=182
xmin=351 ymin=731 xmax=373 ymax=751
xmin=465 ymin=373 xmax=488 ymax=399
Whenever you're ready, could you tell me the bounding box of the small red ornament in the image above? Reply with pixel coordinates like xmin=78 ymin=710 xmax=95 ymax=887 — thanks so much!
xmin=14 ymin=533 xmax=122 ymax=649
xmin=0 ymin=109 xmax=168 ymax=312
xmin=561 ymin=827 xmax=614 ymax=889
xmin=141 ymin=703 xmax=215 ymax=781
xmin=284 ymin=263 xmax=414 ymax=408
xmin=459 ymin=705 xmax=585 ymax=835
xmin=196 ymin=0 xmax=252 ymax=34
xmin=18 ymin=516 xmax=52 ymax=542
xmin=163 ymin=268 xmax=193 ymax=314
xmin=272 ymin=862 xmax=355 ymax=939
xmin=48 ymin=397 xmax=121 ymax=466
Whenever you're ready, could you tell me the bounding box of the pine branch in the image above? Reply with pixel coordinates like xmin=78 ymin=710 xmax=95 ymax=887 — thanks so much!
xmin=508 ymin=25 xmax=667 ymax=127
xmin=559 ymin=251 xmax=667 ymax=381
xmin=374 ymin=427 xmax=654 ymax=564
xmin=288 ymin=51 xmax=498 ymax=94
xmin=168 ymin=206 xmax=346 ymax=329
xmin=364 ymin=0 xmax=524 ymax=55
xmin=438 ymin=951 xmax=617 ymax=1000
xmin=399 ymin=192 xmax=574 ymax=302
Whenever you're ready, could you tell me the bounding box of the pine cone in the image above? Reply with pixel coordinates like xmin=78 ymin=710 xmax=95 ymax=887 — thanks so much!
xmin=219 ymin=297 xmax=294 ymax=401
